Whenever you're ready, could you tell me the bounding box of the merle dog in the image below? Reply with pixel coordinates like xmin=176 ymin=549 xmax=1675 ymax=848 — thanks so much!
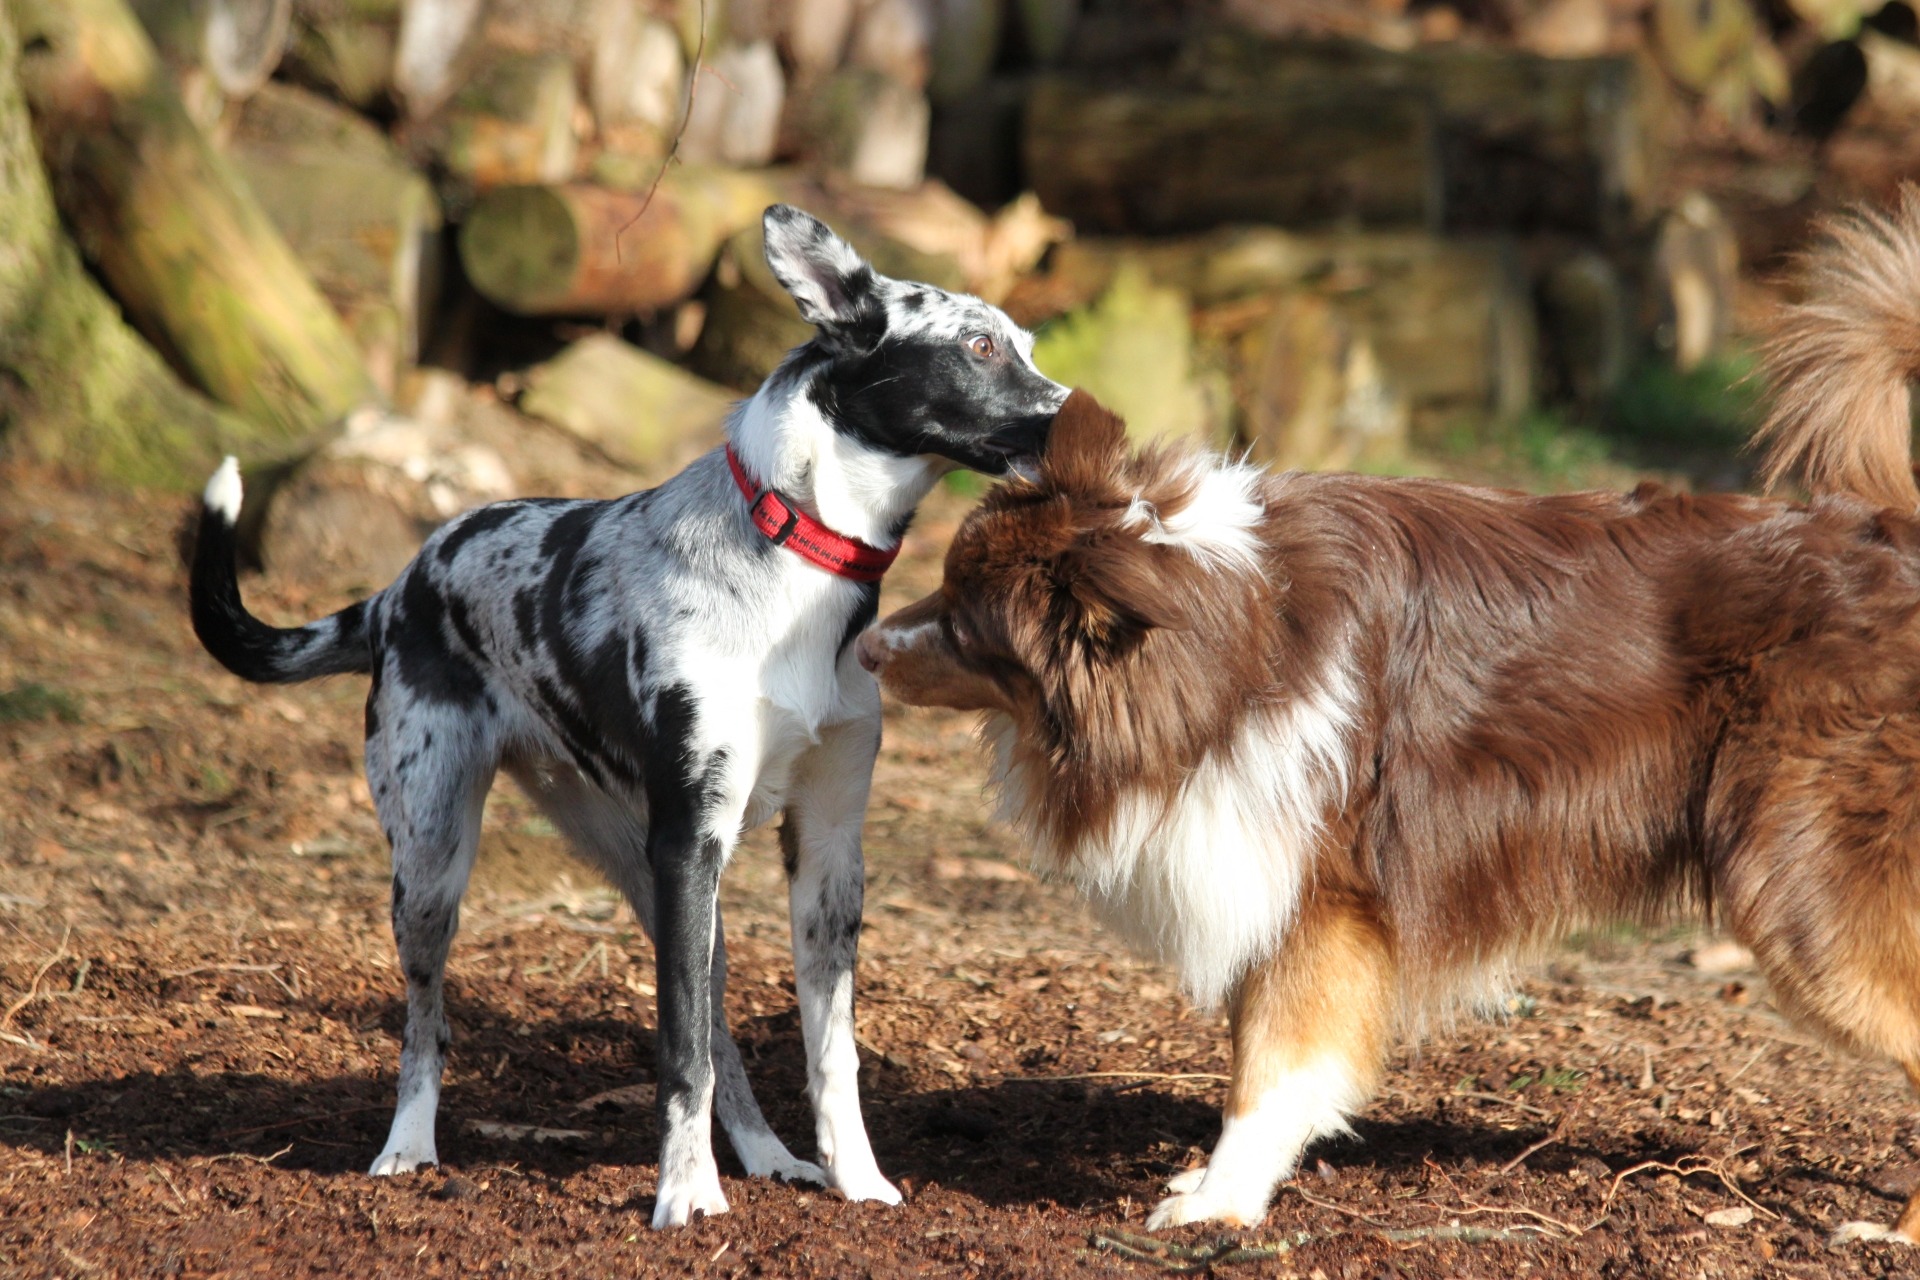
xmin=189 ymin=206 xmax=1067 ymax=1228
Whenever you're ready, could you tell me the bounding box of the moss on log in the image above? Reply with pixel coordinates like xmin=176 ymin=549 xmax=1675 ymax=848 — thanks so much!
xmin=12 ymin=0 xmax=381 ymax=448
xmin=0 ymin=0 xmax=265 ymax=488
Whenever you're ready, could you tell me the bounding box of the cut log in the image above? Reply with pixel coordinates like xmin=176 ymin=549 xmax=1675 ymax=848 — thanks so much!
xmin=0 ymin=0 xmax=267 ymax=487
xmin=1223 ymin=291 xmax=1409 ymax=471
xmin=850 ymin=0 xmax=934 ymax=89
xmin=1023 ymin=76 xmax=1442 ymax=234
xmin=792 ymin=66 xmax=930 ymax=189
xmin=1039 ymin=228 xmax=1535 ymax=423
xmin=457 ymin=167 xmax=777 ymax=315
xmin=223 ymin=83 xmax=444 ymax=395
xmin=782 ymin=0 xmax=857 ymax=80
xmin=1028 ymin=263 xmax=1229 ymax=446
xmin=13 ymin=0 xmax=380 ymax=447
xmin=285 ymin=0 xmax=401 ymax=109
xmin=394 ymin=0 xmax=487 ymax=117
xmin=680 ymin=40 xmax=786 ymax=167
xmin=589 ymin=0 xmax=683 ymax=129
xmin=1178 ymin=33 xmax=1667 ymax=237
xmin=519 ymin=333 xmax=733 ymax=472
xmin=431 ymin=47 xmax=581 ymax=187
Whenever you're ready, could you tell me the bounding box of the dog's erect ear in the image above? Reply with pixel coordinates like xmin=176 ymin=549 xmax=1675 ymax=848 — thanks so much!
xmin=763 ymin=204 xmax=880 ymax=334
xmin=1059 ymin=540 xmax=1190 ymax=642
xmin=1043 ymin=389 xmax=1129 ymax=495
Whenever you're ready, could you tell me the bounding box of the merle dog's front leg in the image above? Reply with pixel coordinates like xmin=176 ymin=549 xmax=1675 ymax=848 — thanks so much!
xmin=782 ymin=714 xmax=901 ymax=1205
xmin=648 ymin=796 xmax=731 ymax=1229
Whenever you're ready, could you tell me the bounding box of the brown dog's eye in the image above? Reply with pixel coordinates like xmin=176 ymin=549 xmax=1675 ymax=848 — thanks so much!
xmin=949 ymin=615 xmax=973 ymax=649
xmin=965 ymin=333 xmax=995 ymax=359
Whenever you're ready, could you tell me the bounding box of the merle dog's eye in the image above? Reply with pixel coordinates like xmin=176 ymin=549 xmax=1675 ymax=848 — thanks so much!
xmin=965 ymin=333 xmax=996 ymax=359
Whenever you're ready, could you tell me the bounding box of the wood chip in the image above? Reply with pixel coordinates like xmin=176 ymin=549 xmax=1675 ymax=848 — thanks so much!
xmin=1703 ymin=1205 xmax=1754 ymax=1228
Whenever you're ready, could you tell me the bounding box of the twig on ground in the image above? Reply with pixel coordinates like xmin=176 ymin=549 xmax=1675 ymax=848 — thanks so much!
xmin=0 ymin=925 xmax=73 ymax=1034
xmin=1378 ymin=1224 xmax=1547 ymax=1245
xmin=1600 ymin=1155 xmax=1779 ymax=1223
xmin=1723 ymin=1045 xmax=1767 ymax=1088
xmin=1490 ymin=1111 xmax=1572 ymax=1180
xmin=1452 ymin=1089 xmax=1554 ymax=1118
xmin=201 ymin=1144 xmax=295 ymax=1165
xmin=1090 ymin=1229 xmax=1297 ymax=1273
xmin=1287 ymin=1184 xmax=1398 ymax=1228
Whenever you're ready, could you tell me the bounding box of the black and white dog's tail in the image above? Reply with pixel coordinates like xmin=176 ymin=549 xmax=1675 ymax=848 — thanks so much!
xmin=190 ymin=457 xmax=373 ymax=684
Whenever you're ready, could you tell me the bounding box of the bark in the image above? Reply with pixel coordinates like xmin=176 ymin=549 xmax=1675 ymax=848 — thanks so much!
xmin=1023 ymin=76 xmax=1443 ymax=234
xmin=13 ymin=0 xmax=381 ymax=447
xmin=0 ymin=0 xmax=266 ymax=487
xmin=1181 ymin=32 xmax=1669 ymax=236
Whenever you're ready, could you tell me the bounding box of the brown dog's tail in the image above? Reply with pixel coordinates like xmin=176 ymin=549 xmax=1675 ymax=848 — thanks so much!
xmin=1755 ymin=184 xmax=1920 ymax=512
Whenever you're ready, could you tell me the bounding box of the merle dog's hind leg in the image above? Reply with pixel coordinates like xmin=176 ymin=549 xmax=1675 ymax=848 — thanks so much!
xmin=708 ymin=904 xmax=828 ymax=1187
xmin=366 ymin=700 xmax=494 ymax=1177
xmin=782 ymin=712 xmax=900 ymax=1206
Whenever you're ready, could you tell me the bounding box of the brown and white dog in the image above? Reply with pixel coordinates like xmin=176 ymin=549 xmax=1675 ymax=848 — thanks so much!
xmin=856 ymin=189 xmax=1920 ymax=1239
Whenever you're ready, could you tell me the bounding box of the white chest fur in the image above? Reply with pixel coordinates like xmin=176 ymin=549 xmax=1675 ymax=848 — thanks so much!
xmin=990 ymin=666 xmax=1355 ymax=1009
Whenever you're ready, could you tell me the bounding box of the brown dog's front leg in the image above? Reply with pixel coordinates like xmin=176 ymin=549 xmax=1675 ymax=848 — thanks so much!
xmin=1150 ymin=890 xmax=1397 ymax=1230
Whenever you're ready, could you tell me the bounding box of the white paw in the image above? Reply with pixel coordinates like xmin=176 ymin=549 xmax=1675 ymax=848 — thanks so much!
xmin=731 ymin=1132 xmax=829 ymax=1187
xmin=1165 ymin=1166 xmax=1208 ymax=1195
xmin=368 ymin=1147 xmax=437 ymax=1176
xmin=831 ymin=1164 xmax=904 ymax=1206
xmin=1146 ymin=1185 xmax=1269 ymax=1231
xmin=745 ymin=1149 xmax=828 ymax=1188
xmin=1830 ymin=1221 xmax=1917 ymax=1248
xmin=652 ymin=1169 xmax=730 ymax=1229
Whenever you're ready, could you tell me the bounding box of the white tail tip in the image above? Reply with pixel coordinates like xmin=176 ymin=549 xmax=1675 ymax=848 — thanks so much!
xmin=204 ymin=456 xmax=243 ymax=522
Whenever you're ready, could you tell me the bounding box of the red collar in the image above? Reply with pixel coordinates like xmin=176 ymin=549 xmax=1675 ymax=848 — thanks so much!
xmin=725 ymin=445 xmax=900 ymax=583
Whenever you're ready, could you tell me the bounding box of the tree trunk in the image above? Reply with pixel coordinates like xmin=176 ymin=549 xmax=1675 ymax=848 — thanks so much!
xmin=0 ymin=0 xmax=267 ymax=488
xmin=1023 ymin=76 xmax=1443 ymax=234
xmin=12 ymin=0 xmax=381 ymax=447
xmin=223 ymin=82 xmax=444 ymax=395
xmin=458 ymin=167 xmax=777 ymax=315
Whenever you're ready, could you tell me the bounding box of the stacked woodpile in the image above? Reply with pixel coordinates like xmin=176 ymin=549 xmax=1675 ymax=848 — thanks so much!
xmin=3 ymin=0 xmax=1920 ymax=539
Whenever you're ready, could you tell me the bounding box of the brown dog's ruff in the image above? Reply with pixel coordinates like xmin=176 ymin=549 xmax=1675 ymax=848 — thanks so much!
xmin=859 ymin=187 xmax=1920 ymax=1238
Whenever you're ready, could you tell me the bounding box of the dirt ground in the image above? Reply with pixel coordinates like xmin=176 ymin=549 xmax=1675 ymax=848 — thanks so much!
xmin=5 ymin=442 xmax=1920 ymax=1280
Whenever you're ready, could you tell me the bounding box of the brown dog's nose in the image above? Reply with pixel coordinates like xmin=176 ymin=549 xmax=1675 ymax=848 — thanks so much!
xmin=855 ymin=630 xmax=885 ymax=674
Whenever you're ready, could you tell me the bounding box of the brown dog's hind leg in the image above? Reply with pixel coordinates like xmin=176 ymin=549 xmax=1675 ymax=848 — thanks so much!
xmin=1148 ymin=889 xmax=1396 ymax=1230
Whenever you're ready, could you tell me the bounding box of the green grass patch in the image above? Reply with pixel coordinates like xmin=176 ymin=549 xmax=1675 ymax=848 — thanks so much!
xmin=0 ymin=683 xmax=82 ymax=725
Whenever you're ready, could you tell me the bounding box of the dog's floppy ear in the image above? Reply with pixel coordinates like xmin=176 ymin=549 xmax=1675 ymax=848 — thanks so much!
xmin=1043 ymin=389 xmax=1129 ymax=496
xmin=762 ymin=205 xmax=882 ymax=339
xmin=1058 ymin=539 xmax=1190 ymax=642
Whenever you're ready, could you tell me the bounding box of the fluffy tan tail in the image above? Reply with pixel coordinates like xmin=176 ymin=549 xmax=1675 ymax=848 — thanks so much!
xmin=1755 ymin=184 xmax=1920 ymax=512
